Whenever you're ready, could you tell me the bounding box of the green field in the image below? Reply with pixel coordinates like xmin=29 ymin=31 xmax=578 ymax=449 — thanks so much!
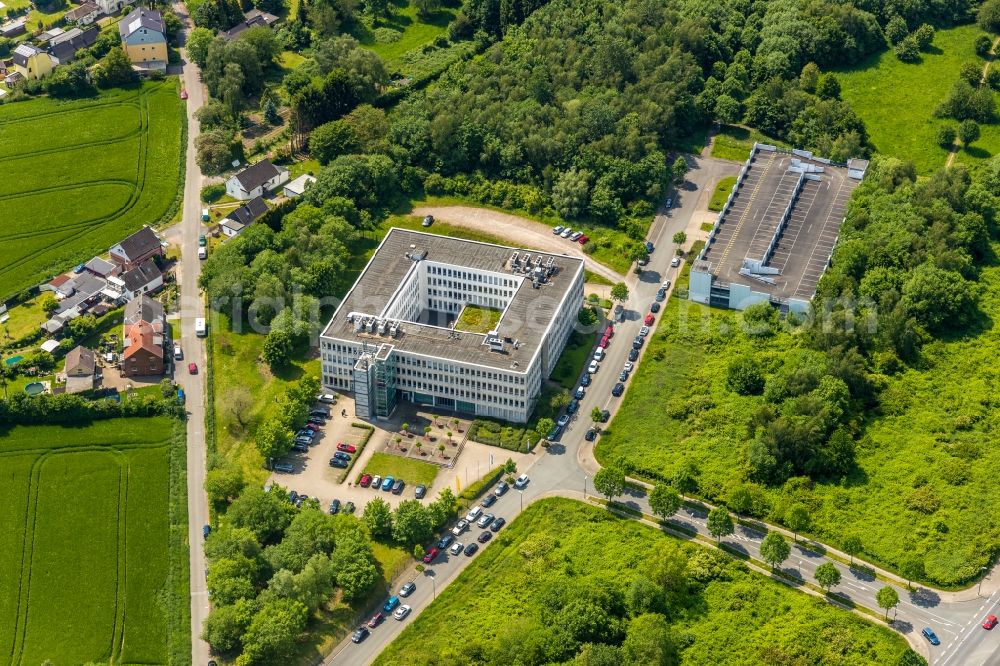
xmin=837 ymin=24 xmax=987 ymax=173
xmin=361 ymin=451 xmax=440 ymax=486
xmin=374 ymin=498 xmax=915 ymax=665
xmin=708 ymin=176 xmax=737 ymax=212
xmin=353 ymin=1 xmax=455 ymax=65
xmin=710 ymin=126 xmax=785 ymax=163
xmin=549 ymin=330 xmax=595 ymax=390
xmin=0 ymin=81 xmax=184 ymax=299
xmin=596 ymin=249 xmax=1000 ymax=587
xmin=454 ymin=304 xmax=502 ymax=333
xmin=0 ymin=418 xmax=187 ymax=664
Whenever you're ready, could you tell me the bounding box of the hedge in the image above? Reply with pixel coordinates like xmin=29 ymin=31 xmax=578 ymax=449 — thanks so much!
xmin=467 ymin=419 xmax=537 ymax=453
xmin=341 ymin=422 xmax=374 ymax=479
xmin=0 ymin=391 xmax=182 ymax=425
xmin=459 ymin=465 xmax=504 ymax=501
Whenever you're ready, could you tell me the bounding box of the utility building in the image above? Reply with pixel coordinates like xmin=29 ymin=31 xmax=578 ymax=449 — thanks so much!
xmin=690 ymin=144 xmax=867 ymax=313
xmin=320 ymin=229 xmax=584 ymax=423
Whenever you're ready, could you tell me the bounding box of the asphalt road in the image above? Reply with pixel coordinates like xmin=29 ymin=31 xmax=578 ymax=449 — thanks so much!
xmin=169 ymin=4 xmax=211 ymax=664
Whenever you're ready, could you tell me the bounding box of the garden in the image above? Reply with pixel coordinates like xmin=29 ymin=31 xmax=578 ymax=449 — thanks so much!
xmin=0 ymin=417 xmax=187 ymax=664
xmin=0 ymin=80 xmax=184 ymax=300
xmin=373 ymin=498 xmax=917 ymax=665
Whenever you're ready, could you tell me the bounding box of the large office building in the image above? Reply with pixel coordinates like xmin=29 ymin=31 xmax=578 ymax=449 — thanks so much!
xmin=690 ymin=144 xmax=868 ymax=313
xmin=320 ymin=229 xmax=585 ymax=423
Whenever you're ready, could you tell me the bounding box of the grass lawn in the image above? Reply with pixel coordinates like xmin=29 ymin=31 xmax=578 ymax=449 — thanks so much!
xmin=454 ymin=304 xmax=502 ymax=333
xmin=0 ymin=80 xmax=184 ymax=300
xmin=710 ymin=125 xmax=785 ymax=163
xmin=596 ymin=241 xmax=1000 ymax=587
xmin=374 ymin=498 xmax=915 ymax=666
xmin=837 ymin=23 xmax=987 ymax=174
xmin=0 ymin=418 xmax=188 ymax=664
xmin=361 ymin=451 xmax=440 ymax=487
xmin=708 ymin=175 xmax=737 ymax=212
xmin=549 ymin=330 xmax=595 ymax=390
xmin=353 ymin=1 xmax=455 ymax=65
xmin=584 ymin=270 xmax=614 ymax=286
xmin=211 ymin=314 xmax=321 ymax=483
xmin=1 ymin=296 xmax=48 ymax=341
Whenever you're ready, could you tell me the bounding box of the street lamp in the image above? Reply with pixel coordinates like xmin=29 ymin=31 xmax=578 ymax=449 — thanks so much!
xmin=584 ymin=476 xmax=587 ymax=498
xmin=431 ymin=574 xmax=437 ymax=599
xmin=519 ymin=490 xmax=523 ymax=513
xmin=979 ymin=566 xmax=989 ymax=596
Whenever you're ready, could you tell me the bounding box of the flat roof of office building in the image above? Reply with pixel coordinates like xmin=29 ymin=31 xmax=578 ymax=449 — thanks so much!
xmin=321 ymin=228 xmax=584 ymax=371
xmin=697 ymin=146 xmax=862 ymax=303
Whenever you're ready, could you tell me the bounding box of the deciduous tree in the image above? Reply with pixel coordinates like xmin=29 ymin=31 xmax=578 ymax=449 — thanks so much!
xmin=706 ymin=507 xmax=734 ymax=542
xmin=648 ymin=483 xmax=681 ymax=521
xmin=760 ymin=531 xmax=790 ymax=570
xmin=363 ymin=497 xmax=393 ymax=539
xmin=593 ymin=466 xmax=625 ymax=502
xmin=815 ymin=562 xmax=841 ymax=591
xmin=877 ymin=585 xmax=900 ymax=619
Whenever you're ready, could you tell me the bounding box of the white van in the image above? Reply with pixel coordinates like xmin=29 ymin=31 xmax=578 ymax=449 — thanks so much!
xmin=593 ymin=347 xmax=605 ymax=362
xmin=198 ymin=246 xmax=207 ymax=260
xmin=195 ymin=317 xmax=207 ymax=337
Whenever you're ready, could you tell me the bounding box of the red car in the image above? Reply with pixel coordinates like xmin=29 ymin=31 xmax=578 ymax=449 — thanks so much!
xmin=367 ymin=612 xmax=384 ymax=628
xmin=305 ymin=423 xmax=321 ymax=432
xmin=422 ymin=547 xmax=440 ymax=563
xmin=359 ymin=474 xmax=372 ymax=488
xmin=644 ymin=314 xmax=655 ymax=326
xmin=188 ymin=362 xmax=198 ymax=374
xmin=577 ymin=234 xmax=589 ymax=244
xmin=604 ymin=324 xmax=614 ymax=338
xmin=180 ymin=89 xmax=188 ymax=100
xmin=598 ymin=338 xmax=608 ymax=349
xmin=984 ymin=615 xmax=998 ymax=630
xmin=337 ymin=443 xmax=357 ymax=453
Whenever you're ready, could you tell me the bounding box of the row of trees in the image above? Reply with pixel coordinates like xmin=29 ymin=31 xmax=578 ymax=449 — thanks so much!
xmin=254 ymin=375 xmax=320 ymax=461
xmin=362 ymin=488 xmax=459 ymax=549
xmin=202 ymin=486 xmax=380 ymax=663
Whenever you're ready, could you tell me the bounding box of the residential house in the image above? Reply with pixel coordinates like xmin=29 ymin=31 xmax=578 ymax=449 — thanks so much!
xmin=84 ymin=256 xmax=117 ymax=279
xmin=49 ymin=26 xmax=99 ymax=65
xmin=64 ymin=345 xmax=97 ymax=393
xmin=220 ymin=8 xmax=279 ymax=40
xmin=44 ymin=274 xmax=72 ymax=294
xmin=64 ymin=2 xmax=101 ymax=25
xmin=122 ymin=298 xmax=165 ymax=377
xmin=36 ymin=27 xmax=66 ymax=44
xmin=225 ymin=159 xmax=289 ymax=200
xmin=220 ymin=196 xmax=267 ymax=237
xmin=107 ymin=259 xmax=163 ymax=300
xmin=282 ymin=174 xmax=316 ymax=198
xmin=109 ymin=225 xmax=163 ymax=270
xmin=118 ymin=7 xmax=167 ymax=72
xmin=0 ymin=19 xmax=26 ymax=39
xmin=3 ymin=71 xmax=23 ymax=88
xmin=95 ymin=0 xmax=134 ymax=14
xmin=12 ymin=44 xmax=53 ymax=81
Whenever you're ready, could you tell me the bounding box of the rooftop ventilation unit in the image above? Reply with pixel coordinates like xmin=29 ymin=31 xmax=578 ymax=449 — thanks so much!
xmin=510 ymin=251 xmax=519 ymax=269
xmin=485 ymin=330 xmax=505 ymax=352
xmin=521 ymin=254 xmax=531 ymax=271
xmin=377 ymin=320 xmax=387 ymax=335
xmin=545 ymin=256 xmax=555 ymax=276
xmin=365 ymin=317 xmax=376 ymax=333
xmin=389 ymin=322 xmax=399 ymax=337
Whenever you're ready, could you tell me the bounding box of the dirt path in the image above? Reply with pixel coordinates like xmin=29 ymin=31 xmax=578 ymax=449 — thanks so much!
xmin=411 ymin=205 xmax=625 ymax=284
xmin=945 ymin=36 xmax=1000 ymax=168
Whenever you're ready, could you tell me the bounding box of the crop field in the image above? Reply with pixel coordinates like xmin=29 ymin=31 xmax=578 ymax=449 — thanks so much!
xmin=837 ymin=24 xmax=986 ymax=174
xmin=596 ymin=249 xmax=1000 ymax=587
xmin=0 ymin=417 xmax=187 ymax=664
xmin=374 ymin=498 xmax=914 ymax=665
xmin=0 ymin=80 xmax=184 ymax=299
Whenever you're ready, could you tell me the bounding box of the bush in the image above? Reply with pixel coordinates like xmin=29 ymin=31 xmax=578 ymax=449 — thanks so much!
xmin=976 ymin=34 xmax=993 ymax=57
xmin=459 ymin=466 xmax=504 ymax=501
xmin=201 ymin=183 xmax=226 ymax=203
xmin=895 ymin=36 xmax=919 ymax=62
xmin=935 ymin=124 xmax=957 ymax=147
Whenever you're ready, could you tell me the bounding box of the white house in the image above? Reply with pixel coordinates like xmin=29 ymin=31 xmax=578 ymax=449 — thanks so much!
xmin=225 ymin=159 xmax=289 ymax=201
xmin=106 ymin=259 xmax=163 ymax=301
xmin=221 ymin=196 xmax=268 ymax=238
xmin=95 ymin=0 xmax=134 ymax=16
xmin=64 ymin=3 xmax=101 ymax=25
xmin=282 ymin=174 xmax=316 ymax=198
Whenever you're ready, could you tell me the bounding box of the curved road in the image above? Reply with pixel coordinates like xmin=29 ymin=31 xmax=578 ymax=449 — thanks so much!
xmin=324 ymin=157 xmax=1000 ymax=666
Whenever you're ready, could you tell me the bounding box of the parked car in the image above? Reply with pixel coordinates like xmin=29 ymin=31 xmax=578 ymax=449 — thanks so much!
xmin=671 ymin=256 xmax=681 ymax=268
xmin=359 ymin=474 xmax=372 ymax=488
xmin=367 ymin=612 xmax=385 ymax=628
xmin=351 ymin=626 xmax=369 ymax=643
xmin=922 ymin=628 xmax=940 ymax=646
xmin=585 ymin=428 xmax=598 ymax=441
xmin=666 ymin=197 xmax=673 ymax=207
xmin=570 ymin=231 xmax=583 ymax=241
xmin=490 ymin=517 xmax=506 ymax=532
xmin=371 ymin=475 xmax=382 ymax=489
xmin=392 ymin=479 xmax=405 ymax=494
xmin=597 ymin=337 xmax=609 ymax=350
xmin=292 ymin=443 xmax=308 ymax=453
xmin=514 ymin=474 xmax=529 ymax=489
xmin=383 ymin=596 xmax=400 ymax=613
xmin=612 ymin=382 xmax=625 ymax=397
xmin=644 ymin=314 xmax=655 ymax=326
xmin=560 ymin=228 xmax=573 ymax=238
xmin=273 ymin=462 xmax=294 ymax=473
xmin=422 ymin=547 xmax=440 ymax=563
xmin=632 ymin=338 xmax=643 ymax=350
xmin=203 ymin=524 xmax=211 ymax=539
xmin=307 ymin=416 xmax=326 ymax=425
xmin=495 ymin=481 xmax=509 ymax=496
xmin=593 ymin=347 xmax=605 ymax=362
xmin=173 ymin=344 xmax=182 ymax=360
xmin=481 ymin=494 xmax=497 ymax=508
xmin=574 ymin=386 xmax=585 ymax=400
xmin=552 ymin=225 xmax=564 ymax=235
xmin=415 ymin=484 xmax=427 ymax=499
xmin=655 ymin=289 xmax=666 ymax=302
xmin=188 ymin=362 xmax=198 ymax=374
xmin=399 ymin=581 xmax=416 ymax=597
xmin=650 ymin=302 xmax=660 ymax=313
xmin=305 ymin=423 xmax=321 ymax=432
xmin=580 ymin=373 xmax=592 ymax=387
xmin=452 ymin=519 xmax=469 ymax=536
xmin=393 ymin=604 xmax=411 ymax=620
xmin=546 ymin=424 xmax=563 ymax=440
xmin=588 ymin=360 xmax=600 ymax=374
xmin=645 ymin=241 xmax=654 ymax=253
xmin=478 ymin=530 xmax=493 ymax=543
xmin=422 ymin=215 xmax=434 ymax=227
xmin=449 ymin=541 xmax=464 ymax=555
xmin=337 ymin=443 xmax=357 ymax=453
xmin=637 ymin=256 xmax=648 ymax=266
xmin=464 ymin=543 xmax=480 ymax=556
xmin=600 ymin=409 xmax=610 ymax=422
xmin=329 ymin=499 xmax=341 ymax=514
xmin=639 ymin=326 xmax=650 ymax=337
xmin=436 ymin=534 xmax=454 ymax=549
xmin=661 ymin=280 xmax=672 ymax=290
xmin=344 ymin=501 xmax=355 ymax=514
xmin=628 ymin=348 xmax=639 ymax=362
xmin=317 ymin=393 xmax=336 ymax=403
xmin=198 ymin=234 xmax=207 ymax=247
xmin=476 ymin=512 xmax=495 ymax=529
xmin=567 ymin=399 xmax=579 ymax=414
xmin=619 ymin=369 xmax=629 ymax=382
xmin=557 ymin=414 xmax=570 ymax=428
xmin=985 ymin=615 xmax=998 ymax=630
xmin=381 ymin=476 xmax=395 ymax=491
xmin=577 ymin=234 xmax=589 ymax=244
xmin=466 ymin=505 xmax=482 ymax=522
xmin=624 ymin=362 xmax=634 ymax=373
xmin=334 ymin=451 xmax=351 ymax=461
